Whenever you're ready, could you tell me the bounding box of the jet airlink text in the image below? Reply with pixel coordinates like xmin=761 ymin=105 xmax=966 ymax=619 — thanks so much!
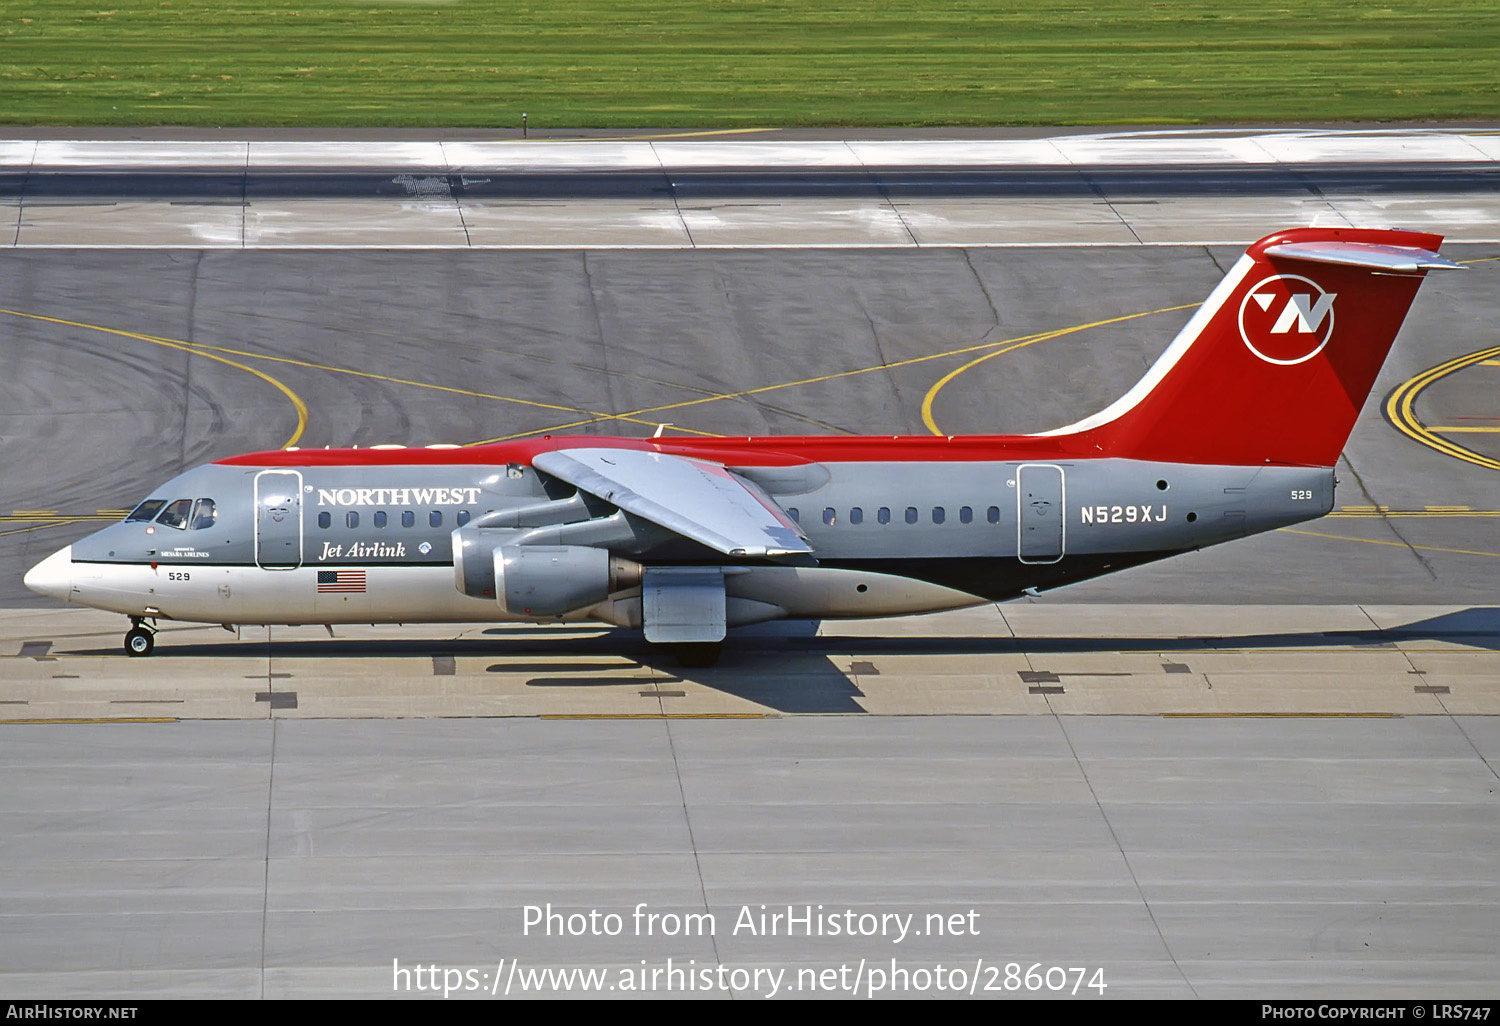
xmin=522 ymin=903 xmax=980 ymax=943
xmin=316 ymin=487 xmax=483 ymax=507
xmin=318 ymin=541 xmax=409 ymax=560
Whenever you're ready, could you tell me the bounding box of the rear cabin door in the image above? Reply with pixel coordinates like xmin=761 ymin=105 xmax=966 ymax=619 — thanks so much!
xmin=1017 ymin=464 xmax=1064 ymax=564
xmin=255 ymin=471 xmax=303 ymax=570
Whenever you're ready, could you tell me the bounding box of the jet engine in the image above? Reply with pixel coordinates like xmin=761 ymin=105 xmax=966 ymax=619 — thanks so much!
xmin=455 ymin=538 xmax=642 ymax=618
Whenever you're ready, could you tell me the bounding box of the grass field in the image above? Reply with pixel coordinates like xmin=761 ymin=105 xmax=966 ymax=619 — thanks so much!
xmin=1 ymin=1 xmax=1497 ymax=128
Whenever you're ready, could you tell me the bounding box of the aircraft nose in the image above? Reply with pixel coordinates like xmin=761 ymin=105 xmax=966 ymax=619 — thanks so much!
xmin=23 ymin=545 xmax=73 ymax=601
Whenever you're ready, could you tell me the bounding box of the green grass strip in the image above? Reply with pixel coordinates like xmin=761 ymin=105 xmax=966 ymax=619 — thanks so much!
xmin=2 ymin=1 xmax=1497 ymax=127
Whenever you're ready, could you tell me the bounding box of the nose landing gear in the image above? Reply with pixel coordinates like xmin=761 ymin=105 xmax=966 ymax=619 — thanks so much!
xmin=124 ymin=618 xmax=156 ymax=657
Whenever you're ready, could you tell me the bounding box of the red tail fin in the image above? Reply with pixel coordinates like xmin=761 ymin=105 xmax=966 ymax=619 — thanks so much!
xmin=1050 ymin=228 xmax=1460 ymax=466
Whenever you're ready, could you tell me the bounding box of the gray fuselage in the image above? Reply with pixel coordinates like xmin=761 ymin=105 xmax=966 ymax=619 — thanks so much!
xmin=53 ymin=456 xmax=1333 ymax=629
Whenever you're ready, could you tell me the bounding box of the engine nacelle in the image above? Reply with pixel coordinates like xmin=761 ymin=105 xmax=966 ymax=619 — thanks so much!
xmin=455 ymin=535 xmax=642 ymax=617
xmin=495 ymin=545 xmax=642 ymax=618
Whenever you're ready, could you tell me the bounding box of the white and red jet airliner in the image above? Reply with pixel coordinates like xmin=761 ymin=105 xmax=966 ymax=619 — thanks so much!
xmin=23 ymin=228 xmax=1460 ymax=664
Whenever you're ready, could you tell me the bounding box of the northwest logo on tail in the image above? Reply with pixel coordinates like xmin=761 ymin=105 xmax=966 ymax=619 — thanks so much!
xmin=1237 ymin=273 xmax=1337 ymax=365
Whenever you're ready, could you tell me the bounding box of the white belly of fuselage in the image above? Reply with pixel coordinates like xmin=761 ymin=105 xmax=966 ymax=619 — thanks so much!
xmin=63 ymin=561 xmax=982 ymax=627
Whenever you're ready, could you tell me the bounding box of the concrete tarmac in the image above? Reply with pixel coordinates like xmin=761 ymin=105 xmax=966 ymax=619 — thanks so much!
xmin=3 ymin=244 xmax=1498 ymax=607
xmin=2 ymin=710 xmax=1496 ymax=999
xmin=2 ymin=129 xmax=1499 ymax=247
xmin=0 ymin=136 xmax=1497 ymax=999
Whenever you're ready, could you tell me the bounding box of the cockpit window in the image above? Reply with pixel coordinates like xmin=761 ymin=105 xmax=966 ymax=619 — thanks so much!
xmin=126 ymin=499 xmax=167 ymax=523
xmin=155 ymin=499 xmax=192 ymax=530
xmin=190 ymin=498 xmax=217 ymax=530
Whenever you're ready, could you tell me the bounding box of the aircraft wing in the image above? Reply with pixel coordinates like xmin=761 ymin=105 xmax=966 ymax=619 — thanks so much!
xmin=532 ymin=447 xmax=813 ymax=559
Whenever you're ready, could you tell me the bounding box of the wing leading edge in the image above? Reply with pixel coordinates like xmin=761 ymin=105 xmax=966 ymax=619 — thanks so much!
xmin=532 ymin=448 xmax=813 ymax=559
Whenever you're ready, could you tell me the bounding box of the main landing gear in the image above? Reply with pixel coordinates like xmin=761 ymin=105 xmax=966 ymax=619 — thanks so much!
xmin=124 ymin=618 xmax=156 ymax=657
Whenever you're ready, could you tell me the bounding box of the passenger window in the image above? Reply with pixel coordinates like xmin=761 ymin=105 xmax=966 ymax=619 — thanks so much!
xmin=457 ymin=510 xmax=470 ymax=527
xmin=877 ymin=507 xmax=890 ymax=525
xmin=904 ymin=507 xmax=918 ymax=525
xmin=987 ymin=506 xmax=1000 ymax=524
xmin=787 ymin=507 xmax=800 ymax=522
xmin=402 ymin=511 xmax=415 ymax=528
xmin=959 ymin=506 xmax=973 ymax=524
xmin=346 ymin=511 xmax=359 ymax=529
xmin=126 ymin=499 xmax=167 ymax=523
xmin=932 ymin=507 xmax=945 ymax=524
xmin=190 ymin=498 xmax=217 ymax=530
xmin=155 ymin=499 xmax=191 ymax=530
xmin=850 ymin=507 xmax=863 ymax=525
xmin=822 ymin=507 xmax=836 ymax=526
xmin=429 ymin=510 xmax=443 ymax=528
xmin=374 ymin=511 xmax=387 ymax=528
xmin=317 ymin=512 xmax=331 ymax=529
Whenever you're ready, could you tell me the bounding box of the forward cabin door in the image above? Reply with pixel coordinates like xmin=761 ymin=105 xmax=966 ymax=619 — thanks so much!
xmin=254 ymin=470 xmax=304 ymax=570
xmin=1017 ymin=464 xmax=1065 ymax=564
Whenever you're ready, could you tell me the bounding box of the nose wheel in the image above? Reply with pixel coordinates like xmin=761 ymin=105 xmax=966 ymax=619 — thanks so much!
xmin=124 ymin=620 xmax=156 ymax=657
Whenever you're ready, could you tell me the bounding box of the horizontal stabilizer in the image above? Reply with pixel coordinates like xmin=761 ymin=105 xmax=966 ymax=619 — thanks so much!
xmin=1263 ymin=240 xmax=1465 ymax=273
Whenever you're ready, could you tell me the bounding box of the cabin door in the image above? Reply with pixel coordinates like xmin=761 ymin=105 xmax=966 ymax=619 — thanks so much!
xmin=1017 ymin=464 xmax=1065 ymax=564
xmin=254 ymin=471 xmax=304 ymax=570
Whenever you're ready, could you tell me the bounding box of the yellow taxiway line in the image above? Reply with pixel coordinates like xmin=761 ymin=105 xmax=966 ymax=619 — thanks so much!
xmin=1279 ymin=527 xmax=1500 ymax=560
xmin=1381 ymin=257 xmax=1500 ymax=473
xmin=477 ymin=303 xmax=1198 ymax=444
xmin=0 ymin=306 xmax=310 ymax=450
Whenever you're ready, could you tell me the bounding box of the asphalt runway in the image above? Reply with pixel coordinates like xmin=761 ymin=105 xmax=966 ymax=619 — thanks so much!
xmin=4 ymin=130 xmax=1499 ymax=246
xmin=3 ymin=244 xmax=1498 ymax=607
xmin=1 ymin=135 xmax=1498 ymax=999
xmin=3 ymin=714 xmax=1497 ymax=999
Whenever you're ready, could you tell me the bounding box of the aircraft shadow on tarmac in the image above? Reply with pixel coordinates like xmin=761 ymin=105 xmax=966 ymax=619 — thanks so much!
xmin=58 ymin=607 xmax=1499 ymax=715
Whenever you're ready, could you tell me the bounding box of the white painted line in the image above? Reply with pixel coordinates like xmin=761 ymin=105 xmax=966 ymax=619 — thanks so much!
xmin=9 ymin=239 xmax=1499 ymax=251
xmin=1051 ymin=136 xmax=1276 ymax=165
xmin=440 ymin=140 xmax=662 ymax=171
xmin=30 ymin=140 xmax=249 ymax=167
xmin=247 ymin=141 xmax=448 ymax=168
xmin=845 ymin=139 xmax=1067 ymax=167
xmin=1253 ymin=133 xmax=1491 ymax=163
xmin=2 ymin=130 xmax=1496 ymax=173
xmin=653 ymin=140 xmax=869 ymax=167
xmin=0 ymin=140 xmax=37 ymax=168
xmin=1459 ymin=134 xmax=1500 ymax=161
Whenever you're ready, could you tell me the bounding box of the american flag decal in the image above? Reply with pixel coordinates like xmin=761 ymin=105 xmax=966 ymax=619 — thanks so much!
xmin=317 ymin=570 xmax=367 ymax=593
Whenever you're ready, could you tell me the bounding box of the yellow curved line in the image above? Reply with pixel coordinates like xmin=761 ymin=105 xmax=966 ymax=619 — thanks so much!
xmin=1384 ymin=344 xmax=1500 ymax=474
xmin=122 ymin=331 xmax=726 ymax=439
xmin=921 ymin=328 xmax=1071 ymax=435
xmin=1 ymin=305 xmax=724 ymax=449
xmin=608 ymin=127 xmax=779 ymax=141
xmin=920 ymin=304 xmax=1197 ymax=436
xmin=156 ymin=335 xmax=590 ymax=415
xmin=0 ymin=307 xmax=309 ymax=449
xmin=150 ymin=338 xmax=309 ymax=449
xmin=1279 ymin=527 xmax=1500 ymax=559
xmin=474 ymin=305 xmax=1198 ymax=445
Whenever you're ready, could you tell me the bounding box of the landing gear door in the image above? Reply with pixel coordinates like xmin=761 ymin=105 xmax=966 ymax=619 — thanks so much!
xmin=1017 ymin=464 xmax=1064 ymax=564
xmin=642 ymin=567 xmax=726 ymax=644
xmin=255 ymin=470 xmax=303 ymax=570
